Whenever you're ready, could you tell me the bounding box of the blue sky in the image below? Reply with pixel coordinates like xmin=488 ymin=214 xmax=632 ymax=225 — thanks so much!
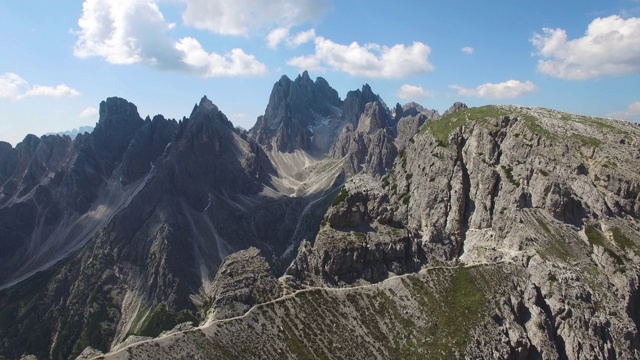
xmin=1 ymin=0 xmax=639 ymax=145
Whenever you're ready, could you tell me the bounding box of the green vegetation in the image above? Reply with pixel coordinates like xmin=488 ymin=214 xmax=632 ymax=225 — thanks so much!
xmin=540 ymin=240 xmax=572 ymax=263
xmin=353 ymin=231 xmax=366 ymax=240
xmin=381 ymin=175 xmax=390 ymax=188
xmin=535 ymin=217 xmax=573 ymax=262
xmin=131 ymin=303 xmax=198 ymax=338
xmin=573 ymin=134 xmax=603 ymax=148
xmin=535 ymin=217 xmax=552 ymax=235
xmin=405 ymin=267 xmax=487 ymax=358
xmin=401 ymin=193 xmax=411 ymax=205
xmin=587 ymin=118 xmax=619 ymax=132
xmin=405 ymin=173 xmax=413 ymax=182
xmin=520 ymin=113 xmax=555 ymax=139
xmin=611 ymin=227 xmax=639 ymax=255
xmin=539 ymin=169 xmax=549 ymax=177
xmin=331 ymin=186 xmax=349 ymax=207
xmin=399 ymin=149 xmax=407 ymax=168
xmin=586 ymin=225 xmax=624 ymax=266
xmin=501 ymin=165 xmax=519 ymax=186
xmin=0 ymin=267 xmax=54 ymax=359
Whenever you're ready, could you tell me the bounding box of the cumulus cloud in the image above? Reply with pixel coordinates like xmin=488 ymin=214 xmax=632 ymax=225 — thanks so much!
xmin=0 ymin=73 xmax=80 ymax=100
xmin=266 ymin=27 xmax=290 ymax=49
xmin=531 ymin=15 xmax=640 ymax=79
xmin=0 ymin=73 xmax=27 ymax=99
xmin=462 ymin=46 xmax=474 ymax=54
xmin=397 ymin=84 xmax=434 ymax=99
xmin=287 ymin=37 xmax=434 ymax=78
xmin=176 ymin=37 xmax=267 ymax=77
xmin=74 ymin=0 xmax=266 ymax=77
xmin=266 ymin=27 xmax=316 ymax=49
xmin=288 ymin=28 xmax=317 ymax=47
xmin=609 ymin=100 xmax=640 ymax=121
xmin=79 ymin=107 xmax=99 ymax=118
xmin=24 ymin=85 xmax=80 ymax=98
xmin=181 ymin=0 xmax=330 ymax=36
xmin=450 ymin=80 xmax=538 ymax=99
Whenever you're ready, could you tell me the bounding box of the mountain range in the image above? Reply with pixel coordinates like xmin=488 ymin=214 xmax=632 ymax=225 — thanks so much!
xmin=1 ymin=72 xmax=640 ymax=360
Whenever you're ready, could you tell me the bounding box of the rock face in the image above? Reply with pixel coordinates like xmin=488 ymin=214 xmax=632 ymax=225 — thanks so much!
xmin=207 ymin=247 xmax=281 ymax=320
xmin=286 ymin=175 xmax=426 ymax=284
xmin=250 ymin=71 xmax=342 ymax=154
xmin=331 ymin=101 xmax=398 ymax=177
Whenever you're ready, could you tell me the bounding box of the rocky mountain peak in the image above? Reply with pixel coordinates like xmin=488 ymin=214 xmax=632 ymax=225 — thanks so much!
xmin=92 ymin=97 xmax=144 ymax=170
xmin=443 ymin=101 xmax=468 ymax=116
xmin=356 ymin=101 xmax=388 ymax=134
xmin=189 ymin=95 xmax=227 ymax=124
xmin=342 ymin=84 xmax=380 ymax=125
xmin=250 ymin=71 xmax=342 ymax=153
xmin=96 ymin=97 xmax=143 ymax=129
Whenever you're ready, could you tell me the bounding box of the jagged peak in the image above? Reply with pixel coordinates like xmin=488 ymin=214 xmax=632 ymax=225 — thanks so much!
xmin=98 ymin=97 xmax=141 ymax=125
xmin=443 ymin=101 xmax=468 ymax=116
xmin=296 ymin=70 xmax=311 ymax=83
xmin=278 ymin=74 xmax=292 ymax=84
xmin=356 ymin=101 xmax=388 ymax=134
xmin=190 ymin=95 xmax=220 ymax=118
xmin=361 ymin=83 xmax=374 ymax=97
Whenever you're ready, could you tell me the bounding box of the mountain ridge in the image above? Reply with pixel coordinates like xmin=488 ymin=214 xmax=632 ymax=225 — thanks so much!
xmin=2 ymin=73 xmax=640 ymax=359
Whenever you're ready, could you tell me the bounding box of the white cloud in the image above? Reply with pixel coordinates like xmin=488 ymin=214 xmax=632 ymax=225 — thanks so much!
xmin=609 ymin=100 xmax=640 ymax=121
xmin=180 ymin=0 xmax=330 ymax=36
xmin=24 ymin=84 xmax=80 ymax=98
xmin=462 ymin=46 xmax=474 ymax=54
xmin=397 ymin=84 xmax=434 ymax=99
xmin=79 ymin=107 xmax=99 ymax=118
xmin=176 ymin=37 xmax=267 ymax=77
xmin=74 ymin=0 xmax=266 ymax=77
xmin=531 ymin=15 xmax=640 ymax=80
xmin=266 ymin=27 xmax=290 ymax=49
xmin=450 ymin=80 xmax=538 ymax=99
xmin=0 ymin=73 xmax=27 ymax=99
xmin=287 ymin=37 xmax=434 ymax=78
xmin=267 ymin=27 xmax=316 ymax=49
xmin=288 ymin=28 xmax=316 ymax=47
xmin=0 ymin=73 xmax=80 ymax=100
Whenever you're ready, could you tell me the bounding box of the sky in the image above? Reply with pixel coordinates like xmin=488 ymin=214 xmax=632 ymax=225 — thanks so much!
xmin=1 ymin=0 xmax=640 ymax=146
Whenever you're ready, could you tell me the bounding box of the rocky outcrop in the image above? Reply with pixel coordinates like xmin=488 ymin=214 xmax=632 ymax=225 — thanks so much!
xmin=442 ymin=101 xmax=468 ymax=116
xmin=287 ymin=175 xmax=426 ymax=284
xmin=342 ymin=84 xmax=379 ymax=126
xmin=121 ymin=115 xmax=177 ymax=185
xmin=207 ymin=247 xmax=281 ymax=320
xmin=393 ymin=101 xmax=440 ymax=121
xmin=395 ymin=114 xmax=428 ymax=151
xmin=92 ymin=97 xmax=145 ymax=175
xmin=331 ymin=101 xmax=397 ymax=177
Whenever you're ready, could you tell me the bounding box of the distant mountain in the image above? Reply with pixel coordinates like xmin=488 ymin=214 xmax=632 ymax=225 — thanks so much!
xmin=3 ymin=73 xmax=640 ymax=360
xmin=46 ymin=125 xmax=94 ymax=139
